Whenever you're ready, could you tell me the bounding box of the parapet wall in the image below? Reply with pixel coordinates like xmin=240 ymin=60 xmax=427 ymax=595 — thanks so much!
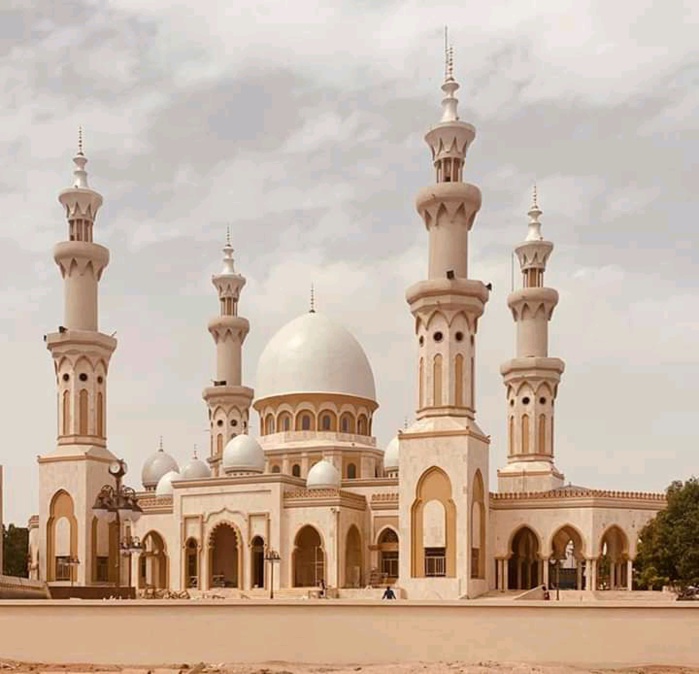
xmin=0 ymin=575 xmax=50 ymax=600
xmin=0 ymin=600 xmax=697 ymax=666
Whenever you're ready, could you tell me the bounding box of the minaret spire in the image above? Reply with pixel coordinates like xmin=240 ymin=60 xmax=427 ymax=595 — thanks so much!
xmin=498 ymin=189 xmax=565 ymax=493
xmin=203 ymin=232 xmax=254 ymax=475
xmin=310 ymin=283 xmax=316 ymax=313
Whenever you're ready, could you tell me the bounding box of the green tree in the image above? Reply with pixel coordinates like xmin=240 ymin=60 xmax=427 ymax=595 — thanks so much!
xmin=2 ymin=524 xmax=29 ymax=578
xmin=635 ymin=477 xmax=699 ymax=591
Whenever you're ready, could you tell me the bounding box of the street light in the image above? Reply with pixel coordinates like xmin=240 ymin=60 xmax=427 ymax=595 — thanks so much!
xmin=264 ymin=549 xmax=281 ymax=599
xmin=120 ymin=535 xmax=143 ymax=590
xmin=92 ymin=459 xmax=143 ymax=594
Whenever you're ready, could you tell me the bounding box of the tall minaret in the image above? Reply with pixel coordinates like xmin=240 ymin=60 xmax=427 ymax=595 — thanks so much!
xmin=406 ymin=44 xmax=489 ymax=421
xmin=498 ymin=188 xmax=565 ymax=493
xmin=39 ymin=133 xmax=119 ymax=585
xmin=202 ymin=231 xmax=254 ymax=476
xmin=398 ymin=41 xmax=491 ymax=598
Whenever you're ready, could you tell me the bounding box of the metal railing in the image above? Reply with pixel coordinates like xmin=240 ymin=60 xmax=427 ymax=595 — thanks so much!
xmin=425 ymin=555 xmax=446 ymax=577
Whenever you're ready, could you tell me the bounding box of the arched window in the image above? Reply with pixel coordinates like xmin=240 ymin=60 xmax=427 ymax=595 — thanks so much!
xmin=271 ymin=465 xmax=281 ymax=474
xmin=79 ymin=389 xmax=88 ymax=435
xmin=299 ymin=414 xmax=312 ymax=431
xmin=508 ymin=416 xmax=514 ymax=455
xmin=279 ymin=413 xmax=291 ymax=432
xmin=340 ymin=413 xmax=354 ymax=434
xmin=347 ymin=463 xmax=357 ymax=479
xmin=265 ymin=414 xmax=275 ymax=434
xmin=454 ymin=354 xmax=464 ymax=407
xmin=433 ymin=354 xmax=443 ymax=407
xmin=538 ymin=414 xmax=546 ymax=454
xmin=216 ymin=434 xmax=223 ymax=455
xmin=96 ymin=391 xmax=104 ymax=437
xmin=418 ymin=357 xmax=424 ymax=408
xmin=321 ymin=414 xmax=331 ymax=431
xmin=292 ymin=464 xmax=301 ymax=478
xmin=357 ymin=414 xmax=368 ymax=435
xmin=62 ymin=390 xmax=70 ymax=435
xmin=521 ymin=414 xmax=530 ymax=454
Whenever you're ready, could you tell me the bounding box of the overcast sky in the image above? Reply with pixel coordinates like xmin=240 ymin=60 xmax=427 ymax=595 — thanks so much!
xmin=0 ymin=1 xmax=697 ymax=526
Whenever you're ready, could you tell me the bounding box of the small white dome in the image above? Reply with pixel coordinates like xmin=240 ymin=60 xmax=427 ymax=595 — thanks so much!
xmin=180 ymin=452 xmax=211 ymax=480
xmin=306 ymin=459 xmax=341 ymax=489
xmin=256 ymin=312 xmax=376 ymax=402
xmin=155 ymin=470 xmax=180 ymax=497
xmin=384 ymin=436 xmax=399 ymax=472
xmin=222 ymin=434 xmax=265 ymax=473
xmin=141 ymin=445 xmax=179 ymax=489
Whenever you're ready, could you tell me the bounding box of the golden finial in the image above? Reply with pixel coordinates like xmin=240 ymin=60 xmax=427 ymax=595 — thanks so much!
xmin=78 ymin=126 xmax=84 ymax=156
xmin=310 ymin=283 xmax=316 ymax=313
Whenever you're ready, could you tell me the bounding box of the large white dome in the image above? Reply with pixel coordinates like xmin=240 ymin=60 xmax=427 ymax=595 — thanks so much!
xmin=256 ymin=312 xmax=376 ymax=401
xmin=141 ymin=446 xmax=179 ymax=490
xmin=180 ymin=451 xmax=211 ymax=480
xmin=222 ymin=434 xmax=265 ymax=473
xmin=306 ymin=459 xmax=341 ymax=489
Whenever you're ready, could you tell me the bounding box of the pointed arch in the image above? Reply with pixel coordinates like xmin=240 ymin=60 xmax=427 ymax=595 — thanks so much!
xmin=410 ymin=466 xmax=456 ymax=578
xmin=470 ymin=469 xmax=486 ymax=579
xmin=418 ymin=357 xmax=425 ymax=409
xmin=293 ymin=525 xmax=325 ymax=587
xmin=538 ymin=414 xmax=546 ymax=454
xmin=507 ymin=525 xmax=542 ymax=590
xmin=96 ymin=391 xmax=104 ymax=437
xmin=46 ymin=490 xmax=78 ymax=582
xmin=138 ymin=531 xmax=169 ymax=590
xmin=508 ymin=415 xmax=514 ymax=455
xmin=207 ymin=522 xmax=242 ymax=589
xmin=344 ymin=525 xmax=363 ymax=588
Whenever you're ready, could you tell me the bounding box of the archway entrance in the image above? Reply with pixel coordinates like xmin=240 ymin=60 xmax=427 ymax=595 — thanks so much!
xmin=377 ymin=528 xmax=399 ymax=581
xmin=598 ymin=526 xmax=629 ymax=590
xmin=550 ymin=525 xmax=586 ymax=590
xmin=344 ymin=525 xmax=362 ymax=588
xmin=209 ymin=523 xmax=240 ymax=588
xmin=251 ymin=536 xmax=265 ymax=589
xmin=185 ymin=538 xmax=199 ymax=588
xmin=508 ymin=527 xmax=540 ymax=590
xmin=138 ymin=531 xmax=168 ymax=589
xmin=293 ymin=525 xmax=325 ymax=587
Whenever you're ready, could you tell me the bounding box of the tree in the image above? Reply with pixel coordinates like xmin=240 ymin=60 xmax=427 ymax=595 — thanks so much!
xmin=3 ymin=524 xmax=29 ymax=578
xmin=635 ymin=477 xmax=699 ymax=591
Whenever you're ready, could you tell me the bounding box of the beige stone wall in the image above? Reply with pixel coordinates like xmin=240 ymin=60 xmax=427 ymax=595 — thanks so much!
xmin=0 ymin=601 xmax=697 ymax=666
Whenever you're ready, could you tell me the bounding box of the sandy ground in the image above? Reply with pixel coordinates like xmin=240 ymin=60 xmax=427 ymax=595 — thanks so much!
xmin=1 ymin=661 xmax=699 ymax=674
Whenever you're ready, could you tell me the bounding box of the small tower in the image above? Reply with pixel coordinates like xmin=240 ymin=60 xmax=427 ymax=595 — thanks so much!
xmin=398 ymin=39 xmax=490 ymax=599
xmin=202 ymin=231 xmax=254 ymax=476
xmin=498 ymin=188 xmax=566 ymax=493
xmin=39 ymin=133 xmax=119 ymax=586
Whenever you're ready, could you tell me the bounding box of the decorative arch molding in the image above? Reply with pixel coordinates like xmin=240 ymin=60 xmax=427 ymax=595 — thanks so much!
xmin=204 ymin=507 xmax=247 ymax=531
xmin=375 ymin=525 xmax=399 ymax=546
xmin=546 ymin=523 xmax=587 ymax=559
xmin=206 ymin=520 xmax=243 ymax=589
xmin=597 ymin=524 xmax=631 ymax=558
xmin=46 ymin=489 xmax=78 ymax=582
xmin=343 ymin=524 xmax=363 ymax=588
xmin=504 ymin=524 xmax=544 ymax=560
xmin=410 ymin=466 xmax=456 ymax=578
xmin=292 ymin=524 xmax=327 ymax=587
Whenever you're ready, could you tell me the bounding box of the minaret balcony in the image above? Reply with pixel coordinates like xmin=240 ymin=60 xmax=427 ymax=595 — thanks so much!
xmin=424 ymin=121 xmax=475 ymax=163
xmin=415 ymin=182 xmax=481 ymax=230
xmin=507 ymin=287 xmax=559 ymax=321
xmin=407 ymin=278 xmax=489 ymax=319
xmin=45 ymin=329 xmax=117 ymax=356
xmin=53 ymin=241 xmax=109 ymax=279
xmin=207 ymin=315 xmax=250 ymax=342
xmin=500 ymin=356 xmax=565 ymax=382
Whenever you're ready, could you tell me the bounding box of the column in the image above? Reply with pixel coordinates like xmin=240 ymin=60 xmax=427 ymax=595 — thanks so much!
xmin=504 ymin=559 xmax=509 ymax=590
xmin=542 ymin=558 xmax=550 ymax=588
xmin=626 ymin=559 xmax=633 ymax=591
xmin=576 ymin=563 xmax=583 ymax=590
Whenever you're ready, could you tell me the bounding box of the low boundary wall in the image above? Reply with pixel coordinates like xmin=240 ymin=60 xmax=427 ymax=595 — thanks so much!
xmin=0 ymin=600 xmax=697 ymax=666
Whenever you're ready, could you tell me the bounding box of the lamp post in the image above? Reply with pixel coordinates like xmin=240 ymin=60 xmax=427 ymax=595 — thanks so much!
xmin=264 ymin=549 xmax=281 ymax=599
xmin=92 ymin=459 xmax=143 ymax=595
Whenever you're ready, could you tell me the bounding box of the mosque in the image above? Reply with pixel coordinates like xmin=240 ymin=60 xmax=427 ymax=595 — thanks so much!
xmin=27 ymin=58 xmax=666 ymax=599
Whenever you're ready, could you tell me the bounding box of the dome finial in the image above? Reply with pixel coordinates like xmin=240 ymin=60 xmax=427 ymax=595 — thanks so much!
xmin=193 ymin=444 xmax=198 ymax=460
xmin=220 ymin=228 xmax=236 ymax=274
xmin=158 ymin=436 xmax=164 ymax=452
xmin=439 ymin=29 xmax=459 ymax=122
xmin=71 ymin=127 xmax=89 ymax=189
xmin=310 ymin=283 xmax=316 ymax=313
xmin=526 ymin=184 xmax=543 ymax=241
